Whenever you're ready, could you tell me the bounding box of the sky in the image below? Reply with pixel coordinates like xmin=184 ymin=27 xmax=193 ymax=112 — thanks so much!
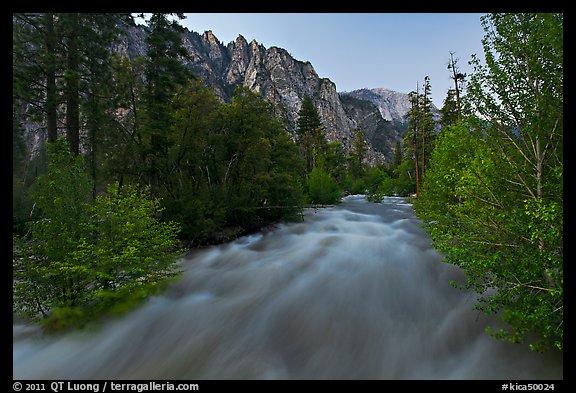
xmin=151 ymin=13 xmax=488 ymax=109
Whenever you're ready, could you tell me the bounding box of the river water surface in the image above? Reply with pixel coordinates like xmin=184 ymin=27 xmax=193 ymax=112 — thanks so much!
xmin=13 ymin=195 xmax=562 ymax=379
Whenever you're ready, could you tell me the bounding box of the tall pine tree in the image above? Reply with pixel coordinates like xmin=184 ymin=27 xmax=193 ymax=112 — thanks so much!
xmin=296 ymin=96 xmax=324 ymax=173
xmin=403 ymin=77 xmax=435 ymax=196
xmin=140 ymin=13 xmax=192 ymax=191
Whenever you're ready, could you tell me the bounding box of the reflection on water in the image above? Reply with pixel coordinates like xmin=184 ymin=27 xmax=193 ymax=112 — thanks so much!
xmin=13 ymin=195 xmax=563 ymax=379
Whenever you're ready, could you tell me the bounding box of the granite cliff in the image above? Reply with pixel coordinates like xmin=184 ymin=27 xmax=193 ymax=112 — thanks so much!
xmin=118 ymin=25 xmax=413 ymax=164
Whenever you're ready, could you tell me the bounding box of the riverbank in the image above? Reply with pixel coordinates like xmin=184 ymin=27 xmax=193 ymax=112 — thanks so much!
xmin=14 ymin=195 xmax=562 ymax=379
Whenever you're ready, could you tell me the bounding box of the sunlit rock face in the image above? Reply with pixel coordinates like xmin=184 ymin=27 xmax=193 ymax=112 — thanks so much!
xmin=342 ymin=87 xmax=416 ymax=124
xmin=340 ymin=87 xmax=442 ymax=130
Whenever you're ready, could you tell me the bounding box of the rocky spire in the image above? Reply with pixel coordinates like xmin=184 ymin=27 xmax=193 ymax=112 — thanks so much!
xmin=117 ymin=24 xmax=397 ymax=164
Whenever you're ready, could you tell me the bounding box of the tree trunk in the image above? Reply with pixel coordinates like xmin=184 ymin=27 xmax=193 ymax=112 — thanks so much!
xmin=449 ymin=52 xmax=462 ymax=122
xmin=44 ymin=13 xmax=58 ymax=143
xmin=421 ymin=138 xmax=426 ymax=182
xmin=535 ymin=135 xmax=546 ymax=252
xmin=65 ymin=13 xmax=80 ymax=155
xmin=414 ymin=148 xmax=420 ymax=196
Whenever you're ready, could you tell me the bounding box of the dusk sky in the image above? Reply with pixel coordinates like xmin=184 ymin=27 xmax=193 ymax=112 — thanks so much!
xmin=177 ymin=13 xmax=488 ymax=108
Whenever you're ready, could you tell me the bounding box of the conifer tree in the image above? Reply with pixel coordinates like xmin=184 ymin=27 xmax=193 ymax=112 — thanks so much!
xmin=13 ymin=13 xmax=132 ymax=158
xmin=439 ymin=88 xmax=459 ymax=130
xmin=140 ymin=13 xmax=192 ymax=191
xmin=296 ymin=96 xmax=324 ymax=173
xmin=13 ymin=13 xmax=61 ymax=144
xmin=349 ymin=128 xmax=367 ymax=179
xmin=403 ymin=78 xmax=435 ymax=196
xmin=447 ymin=51 xmax=466 ymax=122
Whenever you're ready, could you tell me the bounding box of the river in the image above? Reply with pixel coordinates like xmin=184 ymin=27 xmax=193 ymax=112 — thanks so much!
xmin=13 ymin=195 xmax=562 ymax=379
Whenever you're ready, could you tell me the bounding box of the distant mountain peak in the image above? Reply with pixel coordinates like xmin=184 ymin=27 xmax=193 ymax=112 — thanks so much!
xmin=202 ymin=30 xmax=220 ymax=45
xmin=340 ymin=87 xmax=440 ymax=124
xmin=234 ymin=34 xmax=248 ymax=44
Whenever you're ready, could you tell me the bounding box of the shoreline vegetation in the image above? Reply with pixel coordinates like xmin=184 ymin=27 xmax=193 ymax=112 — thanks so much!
xmin=13 ymin=13 xmax=562 ymax=352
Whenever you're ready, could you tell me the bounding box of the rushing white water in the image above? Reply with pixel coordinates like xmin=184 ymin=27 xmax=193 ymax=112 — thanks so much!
xmin=13 ymin=195 xmax=562 ymax=379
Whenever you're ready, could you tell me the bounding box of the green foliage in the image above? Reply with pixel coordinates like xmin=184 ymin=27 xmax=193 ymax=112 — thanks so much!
xmin=365 ymin=156 xmax=416 ymax=201
xmin=417 ymin=121 xmax=563 ymax=351
xmin=159 ymin=85 xmax=305 ymax=242
xmin=348 ymin=128 xmax=368 ymax=180
xmin=322 ymin=141 xmax=348 ymax=188
xmin=86 ymin=182 xmax=182 ymax=288
xmin=347 ymin=175 xmax=367 ymax=195
xmin=368 ymin=175 xmax=396 ymax=201
xmin=32 ymin=138 xmax=94 ymax=262
xmin=392 ymin=140 xmax=403 ymax=169
xmin=393 ymin=159 xmax=417 ymax=196
xmin=307 ymin=166 xmax=341 ymax=205
xmin=14 ymin=13 xmax=131 ymax=153
xmin=13 ymin=13 xmax=316 ymax=334
xmin=14 ymin=138 xmax=95 ymax=322
xmin=13 ymin=106 xmax=28 ymax=175
xmin=13 ymin=139 xmax=182 ymax=332
xmin=139 ymin=14 xmax=193 ymax=190
xmin=296 ymin=96 xmax=325 ymax=174
xmin=439 ymin=89 xmax=459 ymax=130
xmin=213 ymin=88 xmax=306 ymax=226
xmin=403 ymin=76 xmax=436 ymax=196
xmin=415 ymin=14 xmax=563 ymax=352
xmin=13 ymin=176 xmax=38 ymax=236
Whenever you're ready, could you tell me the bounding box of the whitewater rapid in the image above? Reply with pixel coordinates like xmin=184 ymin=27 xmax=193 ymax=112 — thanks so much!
xmin=13 ymin=195 xmax=563 ymax=379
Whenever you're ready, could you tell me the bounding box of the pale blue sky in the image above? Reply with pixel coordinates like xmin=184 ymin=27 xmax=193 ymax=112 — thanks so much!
xmin=144 ymin=13 xmax=488 ymax=108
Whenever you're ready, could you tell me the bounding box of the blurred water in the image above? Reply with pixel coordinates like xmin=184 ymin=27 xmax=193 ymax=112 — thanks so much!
xmin=13 ymin=195 xmax=563 ymax=379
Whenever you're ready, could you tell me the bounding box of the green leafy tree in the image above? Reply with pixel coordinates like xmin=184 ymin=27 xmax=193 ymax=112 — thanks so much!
xmin=213 ymin=87 xmax=305 ymax=227
xmin=307 ymin=166 xmax=341 ymax=205
xmin=393 ymin=158 xmax=416 ymax=196
xmin=366 ymin=156 xmax=417 ymax=201
xmin=14 ymin=138 xmax=93 ymax=320
xmin=12 ymin=12 xmax=133 ymax=218
xmin=78 ymin=14 xmax=134 ymax=194
xmin=13 ymin=138 xmax=181 ymax=331
xmin=416 ymin=13 xmax=563 ymax=352
xmin=160 ymin=85 xmax=305 ymax=242
xmin=80 ymin=182 xmax=181 ymax=316
xmin=365 ymin=166 xmax=390 ymax=201
xmin=160 ymin=79 xmax=223 ymax=241
xmin=265 ymin=118 xmax=307 ymax=220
